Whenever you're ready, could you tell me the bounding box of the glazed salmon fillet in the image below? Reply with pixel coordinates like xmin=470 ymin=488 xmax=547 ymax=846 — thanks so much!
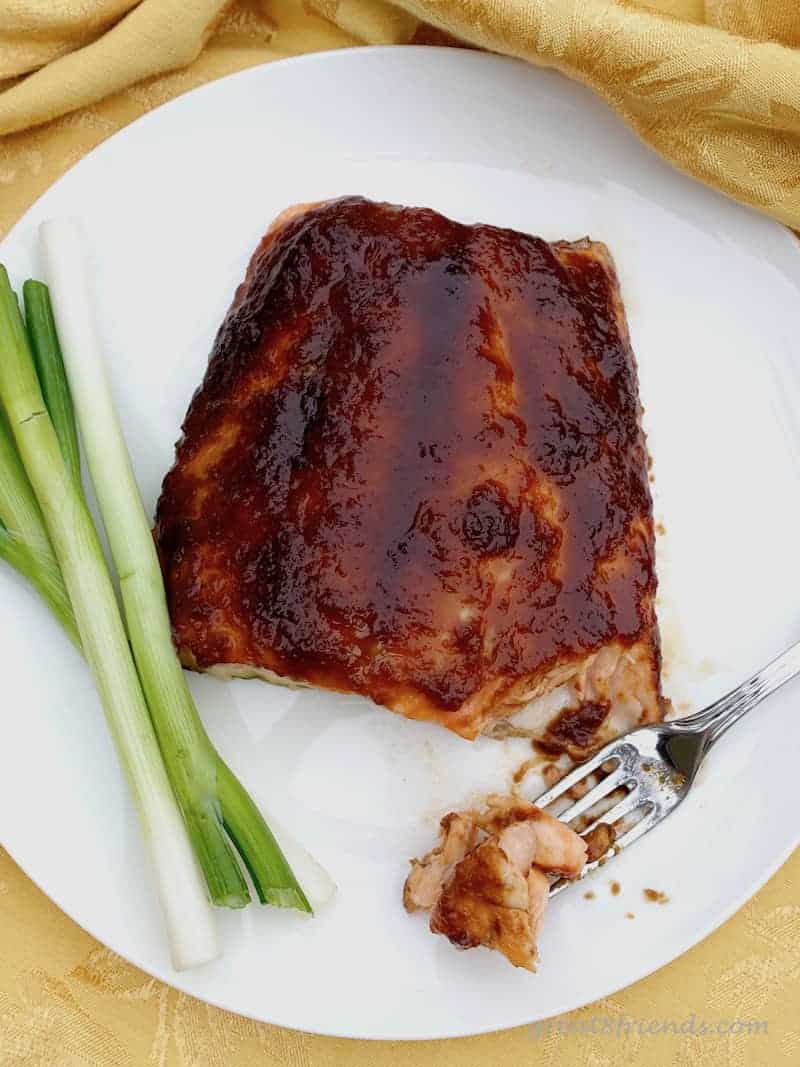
xmin=155 ymin=197 xmax=665 ymax=747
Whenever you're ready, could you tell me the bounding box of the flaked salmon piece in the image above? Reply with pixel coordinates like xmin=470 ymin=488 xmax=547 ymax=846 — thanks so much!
xmin=403 ymin=812 xmax=479 ymax=912
xmin=405 ymin=796 xmax=587 ymax=970
xmin=496 ymin=820 xmax=539 ymax=871
xmin=431 ymin=838 xmax=538 ymax=970
xmin=525 ymin=810 xmax=587 ymax=877
xmin=473 ymin=794 xmax=588 ymax=878
xmin=527 ymin=868 xmax=550 ymax=946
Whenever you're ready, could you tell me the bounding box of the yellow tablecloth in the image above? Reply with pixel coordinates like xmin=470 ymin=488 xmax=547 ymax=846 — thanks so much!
xmin=1 ymin=2 xmax=799 ymax=1064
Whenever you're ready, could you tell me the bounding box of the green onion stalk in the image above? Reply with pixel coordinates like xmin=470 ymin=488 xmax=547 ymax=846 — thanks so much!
xmin=0 ymin=378 xmax=79 ymax=647
xmin=0 ymin=265 xmax=218 ymax=970
xmin=40 ymin=220 xmax=311 ymax=913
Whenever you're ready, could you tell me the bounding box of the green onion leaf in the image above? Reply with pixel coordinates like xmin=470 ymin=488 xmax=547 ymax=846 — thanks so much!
xmin=23 ymin=280 xmax=82 ymax=485
xmin=0 ymin=399 xmax=79 ymax=646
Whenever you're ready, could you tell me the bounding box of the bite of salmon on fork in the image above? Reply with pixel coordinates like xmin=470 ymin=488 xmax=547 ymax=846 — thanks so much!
xmin=405 ymin=640 xmax=800 ymax=968
xmin=404 ymin=796 xmax=588 ymax=970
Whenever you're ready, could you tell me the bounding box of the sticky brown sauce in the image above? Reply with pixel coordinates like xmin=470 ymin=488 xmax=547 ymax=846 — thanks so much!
xmin=537 ymin=702 xmax=611 ymax=758
xmin=644 ymin=888 xmax=669 ymax=904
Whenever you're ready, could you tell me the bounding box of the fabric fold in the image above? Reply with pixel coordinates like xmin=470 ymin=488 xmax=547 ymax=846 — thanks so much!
xmin=0 ymin=0 xmax=799 ymax=224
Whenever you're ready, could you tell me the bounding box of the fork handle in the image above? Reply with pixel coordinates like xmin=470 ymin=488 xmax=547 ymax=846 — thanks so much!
xmin=675 ymin=639 xmax=800 ymax=750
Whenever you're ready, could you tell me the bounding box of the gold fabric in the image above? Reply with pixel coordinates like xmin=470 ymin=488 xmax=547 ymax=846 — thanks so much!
xmin=1 ymin=2 xmax=800 ymax=226
xmin=0 ymin=2 xmax=798 ymax=1064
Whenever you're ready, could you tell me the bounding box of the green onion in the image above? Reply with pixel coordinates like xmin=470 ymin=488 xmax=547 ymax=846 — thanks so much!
xmin=0 ymin=400 xmax=79 ymax=647
xmin=40 ymin=220 xmax=312 ymax=912
xmin=0 ymin=265 xmax=218 ymax=970
xmin=23 ymin=280 xmax=82 ymax=485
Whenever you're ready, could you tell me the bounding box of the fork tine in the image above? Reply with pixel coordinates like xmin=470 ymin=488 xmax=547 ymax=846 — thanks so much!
xmin=612 ymin=804 xmax=659 ymax=850
xmin=533 ymin=739 xmax=624 ymax=809
xmin=549 ymin=803 xmax=650 ymax=898
xmin=549 ymin=851 xmax=613 ymax=897
xmin=549 ymin=801 xmax=661 ymax=897
xmin=555 ymin=763 xmax=628 ymax=825
xmin=580 ymin=785 xmax=643 ymax=838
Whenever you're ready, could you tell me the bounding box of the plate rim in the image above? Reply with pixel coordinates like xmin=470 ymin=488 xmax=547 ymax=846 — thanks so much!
xmin=5 ymin=802 xmax=797 ymax=1041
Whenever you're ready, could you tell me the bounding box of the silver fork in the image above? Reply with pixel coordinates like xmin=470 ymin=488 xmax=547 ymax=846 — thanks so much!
xmin=537 ymin=641 xmax=800 ymax=896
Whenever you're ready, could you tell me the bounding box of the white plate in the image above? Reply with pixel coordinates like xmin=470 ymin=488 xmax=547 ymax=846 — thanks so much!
xmin=1 ymin=47 xmax=799 ymax=1041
